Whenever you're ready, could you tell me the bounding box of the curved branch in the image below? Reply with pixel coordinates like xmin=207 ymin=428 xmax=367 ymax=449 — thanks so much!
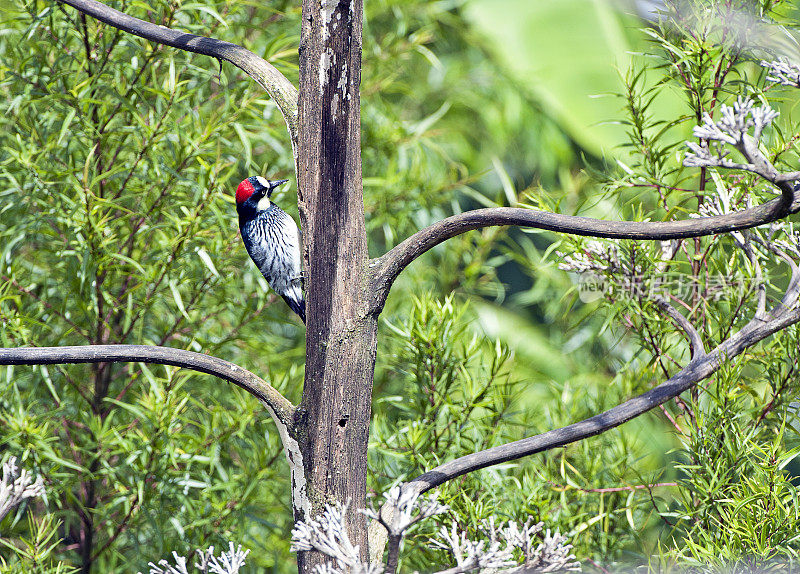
xmin=403 ymin=301 xmax=800 ymax=497
xmin=369 ymin=190 xmax=800 ymax=310
xmin=0 ymin=345 xmax=296 ymax=427
xmin=750 ymin=235 xmax=800 ymax=310
xmin=653 ymin=296 xmax=706 ymax=360
xmin=60 ymin=0 xmax=299 ymax=151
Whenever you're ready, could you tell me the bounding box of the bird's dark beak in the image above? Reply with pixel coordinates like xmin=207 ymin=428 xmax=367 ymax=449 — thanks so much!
xmin=268 ymin=179 xmax=289 ymax=198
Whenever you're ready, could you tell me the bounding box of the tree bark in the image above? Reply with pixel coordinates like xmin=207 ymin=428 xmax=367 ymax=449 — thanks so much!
xmin=296 ymin=0 xmax=374 ymax=570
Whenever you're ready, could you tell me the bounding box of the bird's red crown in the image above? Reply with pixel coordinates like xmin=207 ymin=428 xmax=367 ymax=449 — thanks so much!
xmin=236 ymin=178 xmax=255 ymax=204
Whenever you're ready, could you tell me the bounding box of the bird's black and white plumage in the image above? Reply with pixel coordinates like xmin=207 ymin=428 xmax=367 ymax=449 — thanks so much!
xmin=236 ymin=176 xmax=305 ymax=323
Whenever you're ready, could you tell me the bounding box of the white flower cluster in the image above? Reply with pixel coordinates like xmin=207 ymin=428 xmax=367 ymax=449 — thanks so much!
xmin=0 ymin=456 xmax=45 ymax=523
xmin=433 ymin=521 xmax=515 ymax=571
xmin=557 ymin=241 xmax=621 ymax=275
xmin=362 ymin=485 xmax=449 ymax=537
xmin=696 ymin=186 xmax=744 ymax=219
xmin=696 ymin=97 xmax=777 ymax=144
xmin=433 ymin=517 xmax=580 ymax=573
xmin=139 ymin=543 xmax=250 ymax=574
xmin=143 ymin=552 xmax=191 ymax=574
xmin=761 ymin=58 xmax=800 ymax=88
xmin=517 ymin=527 xmax=582 ymax=574
xmin=689 ymin=179 xmax=748 ymax=248
xmin=685 ymin=97 xmax=779 ymax=168
xmin=291 ymin=493 xmax=580 ymax=574
xmin=291 ymin=501 xmax=382 ymax=574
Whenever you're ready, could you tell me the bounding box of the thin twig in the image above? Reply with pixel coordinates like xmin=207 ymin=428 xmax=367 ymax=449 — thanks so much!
xmin=58 ymin=0 xmax=299 ymax=152
xmin=653 ymin=296 xmax=706 ymax=360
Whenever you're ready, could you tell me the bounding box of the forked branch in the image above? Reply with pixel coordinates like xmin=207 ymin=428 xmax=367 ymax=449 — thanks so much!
xmin=59 ymin=0 xmax=299 ymax=151
xmin=370 ymin=96 xmax=800 ymax=310
xmin=0 ymin=345 xmax=296 ymax=427
xmin=369 ymin=192 xmax=800 ymax=309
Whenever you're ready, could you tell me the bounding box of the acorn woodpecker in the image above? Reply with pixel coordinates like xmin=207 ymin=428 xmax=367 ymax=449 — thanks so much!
xmin=236 ymin=176 xmax=305 ymax=323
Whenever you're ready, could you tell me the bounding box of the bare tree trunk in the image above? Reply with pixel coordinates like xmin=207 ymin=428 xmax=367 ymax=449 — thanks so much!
xmin=296 ymin=0 xmax=374 ymax=570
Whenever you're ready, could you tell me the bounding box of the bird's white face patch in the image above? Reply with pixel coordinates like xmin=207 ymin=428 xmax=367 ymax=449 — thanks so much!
xmin=257 ymin=194 xmax=271 ymax=211
xmin=256 ymin=176 xmax=270 ymax=188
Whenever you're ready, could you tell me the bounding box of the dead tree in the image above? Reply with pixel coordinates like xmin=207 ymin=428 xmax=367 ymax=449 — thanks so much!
xmin=2 ymin=1 xmax=800 ymax=572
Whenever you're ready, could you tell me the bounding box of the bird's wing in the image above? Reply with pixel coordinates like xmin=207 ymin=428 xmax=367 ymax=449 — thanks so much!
xmin=280 ymin=211 xmax=303 ymax=282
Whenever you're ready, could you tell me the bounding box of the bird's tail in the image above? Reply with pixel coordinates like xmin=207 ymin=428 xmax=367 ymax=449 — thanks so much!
xmin=283 ymin=294 xmax=306 ymax=324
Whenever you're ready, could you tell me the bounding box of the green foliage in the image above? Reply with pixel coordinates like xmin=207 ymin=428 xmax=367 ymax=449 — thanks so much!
xmin=0 ymin=0 xmax=301 ymax=570
xmin=371 ymin=294 xmax=673 ymax=570
xmin=548 ymin=0 xmax=800 ymax=569
xmin=664 ymin=333 xmax=800 ymax=571
xmin=1 ymin=513 xmax=78 ymax=574
xmin=2 ymin=0 xmax=800 ymax=572
xmin=674 ymin=408 xmax=800 ymax=570
xmin=372 ymin=294 xmax=519 ymax=484
xmin=464 ymin=0 xmax=650 ymax=157
xmin=1 ymin=0 xmax=596 ymax=571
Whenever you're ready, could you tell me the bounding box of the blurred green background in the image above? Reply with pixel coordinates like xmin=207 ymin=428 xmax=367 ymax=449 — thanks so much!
xmin=2 ymin=0 xmax=800 ymax=572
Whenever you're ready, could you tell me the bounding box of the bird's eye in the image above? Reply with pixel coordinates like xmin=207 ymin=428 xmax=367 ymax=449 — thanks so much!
xmin=256 ymin=176 xmax=270 ymax=188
